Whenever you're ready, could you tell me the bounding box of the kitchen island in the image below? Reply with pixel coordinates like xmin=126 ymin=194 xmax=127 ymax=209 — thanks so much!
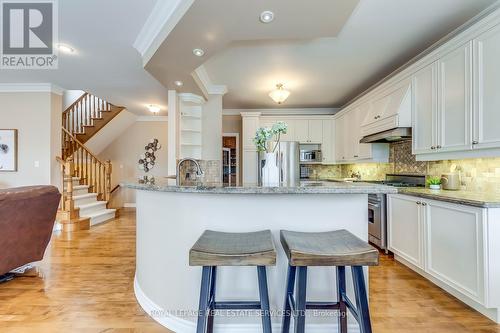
xmin=123 ymin=180 xmax=397 ymax=332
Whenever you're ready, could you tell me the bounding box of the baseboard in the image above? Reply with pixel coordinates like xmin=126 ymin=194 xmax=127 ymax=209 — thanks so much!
xmin=134 ymin=275 xmax=360 ymax=333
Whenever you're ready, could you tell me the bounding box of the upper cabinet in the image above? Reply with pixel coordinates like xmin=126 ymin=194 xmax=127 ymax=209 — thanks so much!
xmin=438 ymin=42 xmax=473 ymax=153
xmin=473 ymin=23 xmax=500 ymax=150
xmin=412 ymin=41 xmax=473 ymax=156
xmin=334 ymin=106 xmax=390 ymax=163
xmin=412 ymin=62 xmax=438 ymax=154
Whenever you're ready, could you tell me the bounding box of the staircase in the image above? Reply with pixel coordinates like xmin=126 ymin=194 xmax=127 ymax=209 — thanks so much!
xmin=57 ymin=93 xmax=124 ymax=231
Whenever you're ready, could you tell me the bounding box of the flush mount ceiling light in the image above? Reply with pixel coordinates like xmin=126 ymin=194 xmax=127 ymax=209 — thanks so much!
xmin=269 ymin=83 xmax=290 ymax=104
xmin=148 ymin=104 xmax=161 ymax=114
xmin=57 ymin=43 xmax=75 ymax=54
xmin=174 ymin=80 xmax=184 ymax=87
xmin=193 ymin=48 xmax=205 ymax=57
xmin=260 ymin=11 xmax=274 ymax=23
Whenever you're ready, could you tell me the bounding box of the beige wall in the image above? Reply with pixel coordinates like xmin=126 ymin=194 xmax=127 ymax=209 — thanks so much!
xmin=99 ymin=120 xmax=168 ymax=207
xmin=202 ymin=95 xmax=223 ymax=161
xmin=222 ymin=115 xmax=243 ymax=184
xmin=0 ymin=92 xmax=62 ymax=189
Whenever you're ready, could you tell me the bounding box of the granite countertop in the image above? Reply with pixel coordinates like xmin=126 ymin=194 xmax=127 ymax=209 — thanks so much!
xmin=121 ymin=179 xmax=398 ymax=195
xmin=398 ymin=188 xmax=500 ymax=208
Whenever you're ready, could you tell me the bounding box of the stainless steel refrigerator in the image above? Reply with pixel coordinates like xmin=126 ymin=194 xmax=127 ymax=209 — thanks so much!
xmin=258 ymin=141 xmax=300 ymax=186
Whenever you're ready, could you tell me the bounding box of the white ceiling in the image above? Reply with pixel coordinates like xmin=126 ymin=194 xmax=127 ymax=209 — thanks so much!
xmin=144 ymin=0 xmax=497 ymax=109
xmin=0 ymin=0 xmax=168 ymax=116
xmin=203 ymin=0 xmax=497 ymax=108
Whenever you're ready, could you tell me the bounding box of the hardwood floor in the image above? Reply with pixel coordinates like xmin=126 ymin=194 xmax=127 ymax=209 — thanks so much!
xmin=0 ymin=210 xmax=499 ymax=332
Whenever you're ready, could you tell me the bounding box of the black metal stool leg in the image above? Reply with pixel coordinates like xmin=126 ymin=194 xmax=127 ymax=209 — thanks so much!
xmin=196 ymin=266 xmax=212 ymax=333
xmin=337 ymin=266 xmax=348 ymax=333
xmin=257 ymin=266 xmax=273 ymax=333
xmin=207 ymin=266 xmax=217 ymax=333
xmin=294 ymin=267 xmax=307 ymax=333
xmin=281 ymin=265 xmax=296 ymax=333
xmin=352 ymin=266 xmax=372 ymax=333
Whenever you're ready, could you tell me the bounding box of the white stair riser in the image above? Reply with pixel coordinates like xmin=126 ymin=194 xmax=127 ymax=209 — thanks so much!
xmin=90 ymin=211 xmax=116 ymax=226
xmin=79 ymin=203 xmax=107 ymax=216
xmin=73 ymin=188 xmax=90 ymax=196
xmin=74 ymin=195 xmax=98 ymax=206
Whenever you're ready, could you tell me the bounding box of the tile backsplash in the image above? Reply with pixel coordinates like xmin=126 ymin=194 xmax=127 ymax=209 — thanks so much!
xmin=309 ymin=140 xmax=500 ymax=193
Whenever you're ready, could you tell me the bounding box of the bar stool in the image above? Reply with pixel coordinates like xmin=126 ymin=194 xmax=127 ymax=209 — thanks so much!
xmin=280 ymin=229 xmax=379 ymax=333
xmin=190 ymin=230 xmax=277 ymax=333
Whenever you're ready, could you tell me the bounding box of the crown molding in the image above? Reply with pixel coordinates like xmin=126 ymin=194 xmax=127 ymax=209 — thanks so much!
xmin=178 ymin=93 xmax=205 ymax=105
xmin=133 ymin=0 xmax=195 ymax=66
xmin=136 ymin=116 xmax=168 ymax=122
xmin=192 ymin=65 xmax=228 ymax=98
xmin=224 ymin=108 xmax=338 ymax=116
xmin=0 ymin=83 xmax=64 ymax=95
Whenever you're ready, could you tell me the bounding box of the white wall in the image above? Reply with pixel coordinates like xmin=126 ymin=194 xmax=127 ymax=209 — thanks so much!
xmin=0 ymin=92 xmax=62 ymax=189
xmin=62 ymin=90 xmax=85 ymax=110
xmin=202 ymin=95 xmax=223 ymax=161
xmin=99 ymin=120 xmax=168 ymax=207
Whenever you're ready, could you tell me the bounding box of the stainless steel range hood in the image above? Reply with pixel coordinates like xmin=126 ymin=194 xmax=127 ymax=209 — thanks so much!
xmin=360 ymin=127 xmax=412 ymax=143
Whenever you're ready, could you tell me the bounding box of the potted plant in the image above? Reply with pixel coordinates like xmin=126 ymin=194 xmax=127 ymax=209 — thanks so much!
xmin=427 ymin=176 xmax=442 ymax=190
xmin=254 ymin=122 xmax=288 ymax=186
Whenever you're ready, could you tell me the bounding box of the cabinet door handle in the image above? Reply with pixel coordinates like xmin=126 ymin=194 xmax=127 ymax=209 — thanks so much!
xmin=436 ymin=145 xmax=442 ymax=149
xmin=422 ymin=202 xmax=427 ymax=206
xmin=416 ymin=201 xmax=422 ymax=205
xmin=431 ymin=146 xmax=436 ymax=150
xmin=354 ymin=155 xmax=359 ymax=158
xmin=472 ymin=141 xmax=479 ymax=145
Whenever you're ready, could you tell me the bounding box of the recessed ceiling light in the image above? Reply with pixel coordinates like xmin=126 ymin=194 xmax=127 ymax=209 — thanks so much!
xmin=148 ymin=104 xmax=161 ymax=113
xmin=193 ymin=48 xmax=205 ymax=57
xmin=260 ymin=11 xmax=274 ymax=23
xmin=174 ymin=80 xmax=183 ymax=87
xmin=57 ymin=43 xmax=75 ymax=54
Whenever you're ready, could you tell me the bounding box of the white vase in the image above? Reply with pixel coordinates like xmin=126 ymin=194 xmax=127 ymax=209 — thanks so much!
xmin=261 ymin=152 xmax=280 ymax=187
xmin=429 ymin=184 xmax=441 ymax=190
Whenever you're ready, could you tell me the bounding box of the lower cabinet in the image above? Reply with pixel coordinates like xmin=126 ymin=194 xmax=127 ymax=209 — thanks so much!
xmin=388 ymin=194 xmax=487 ymax=306
xmin=387 ymin=194 xmax=424 ymax=269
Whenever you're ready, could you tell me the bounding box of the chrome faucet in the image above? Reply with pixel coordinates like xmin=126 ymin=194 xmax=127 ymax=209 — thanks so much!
xmin=176 ymin=158 xmax=204 ymax=184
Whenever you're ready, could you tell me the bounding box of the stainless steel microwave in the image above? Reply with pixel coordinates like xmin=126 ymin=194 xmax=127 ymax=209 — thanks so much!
xmin=300 ymin=150 xmax=322 ymax=163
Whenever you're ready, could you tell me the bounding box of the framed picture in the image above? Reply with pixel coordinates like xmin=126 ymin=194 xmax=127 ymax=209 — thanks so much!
xmin=0 ymin=129 xmax=18 ymax=172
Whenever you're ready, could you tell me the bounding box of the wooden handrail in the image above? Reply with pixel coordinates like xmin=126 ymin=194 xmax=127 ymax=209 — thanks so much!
xmin=61 ymin=127 xmax=105 ymax=163
xmin=62 ymin=92 xmax=114 ymax=137
xmin=62 ymin=92 xmax=88 ymax=116
xmin=110 ymin=184 xmax=120 ymax=194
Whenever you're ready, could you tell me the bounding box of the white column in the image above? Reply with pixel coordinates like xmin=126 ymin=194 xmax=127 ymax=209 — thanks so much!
xmin=167 ymin=90 xmax=179 ymax=175
xmin=241 ymin=112 xmax=261 ymax=184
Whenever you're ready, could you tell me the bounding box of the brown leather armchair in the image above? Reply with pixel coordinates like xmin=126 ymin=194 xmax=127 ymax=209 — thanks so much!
xmin=0 ymin=186 xmax=61 ymax=277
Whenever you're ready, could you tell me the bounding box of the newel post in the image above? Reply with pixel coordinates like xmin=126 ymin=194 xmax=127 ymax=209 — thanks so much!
xmin=104 ymin=160 xmax=112 ymax=201
xmin=64 ymin=157 xmax=75 ymax=216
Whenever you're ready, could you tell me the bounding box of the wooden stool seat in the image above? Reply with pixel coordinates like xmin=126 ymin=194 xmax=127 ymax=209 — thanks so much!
xmin=191 ymin=230 xmax=276 ymax=333
xmin=190 ymin=230 xmax=276 ymax=266
xmin=280 ymin=229 xmax=379 ymax=267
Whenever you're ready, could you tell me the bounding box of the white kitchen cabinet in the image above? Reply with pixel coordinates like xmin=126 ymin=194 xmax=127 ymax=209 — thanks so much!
xmin=387 ymin=193 xmax=500 ymax=321
xmin=412 ymin=62 xmax=438 ymax=154
xmin=308 ymin=119 xmax=323 ymax=143
xmin=334 ymin=113 xmax=346 ymax=162
xmin=425 ymin=200 xmax=485 ymax=304
xmin=353 ymin=105 xmax=373 ymax=160
xmin=473 ymin=23 xmax=500 ymax=150
xmin=437 ymin=41 xmax=473 ymax=152
xmin=294 ymin=120 xmax=309 ymax=143
xmin=321 ymin=119 xmax=335 ymax=163
xmin=387 ymin=194 xmax=425 ymax=269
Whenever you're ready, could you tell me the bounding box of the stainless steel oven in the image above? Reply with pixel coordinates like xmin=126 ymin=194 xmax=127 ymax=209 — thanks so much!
xmin=368 ymin=193 xmax=387 ymax=252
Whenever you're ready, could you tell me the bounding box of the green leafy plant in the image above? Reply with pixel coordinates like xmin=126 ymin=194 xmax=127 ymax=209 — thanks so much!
xmin=427 ymin=176 xmax=442 ymax=186
xmin=253 ymin=121 xmax=288 ymax=153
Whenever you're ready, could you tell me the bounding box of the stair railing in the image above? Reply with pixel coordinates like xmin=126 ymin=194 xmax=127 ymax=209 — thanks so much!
xmin=60 ymin=127 xmax=112 ymax=205
xmin=62 ymin=92 xmax=112 ymax=136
